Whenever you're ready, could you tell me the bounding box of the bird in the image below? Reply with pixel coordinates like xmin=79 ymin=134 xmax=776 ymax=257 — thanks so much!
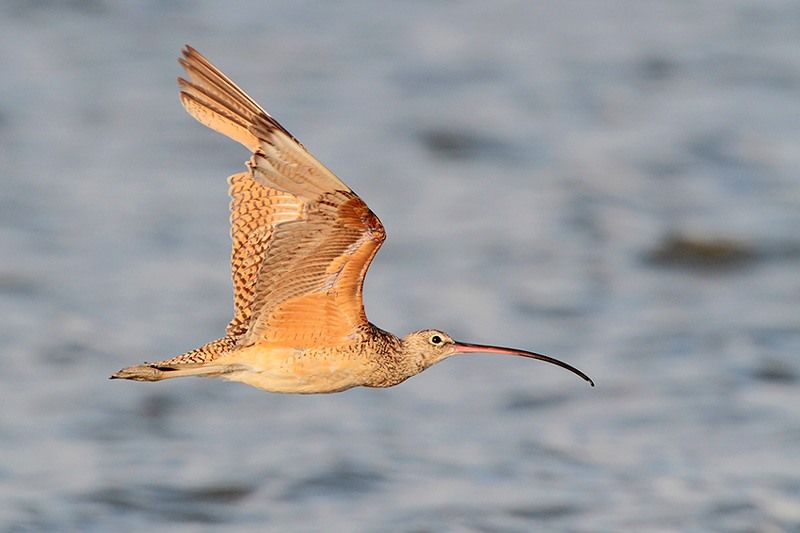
xmin=111 ymin=45 xmax=594 ymax=393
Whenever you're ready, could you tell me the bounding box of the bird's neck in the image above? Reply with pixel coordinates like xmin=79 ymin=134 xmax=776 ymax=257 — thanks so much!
xmin=361 ymin=324 xmax=421 ymax=388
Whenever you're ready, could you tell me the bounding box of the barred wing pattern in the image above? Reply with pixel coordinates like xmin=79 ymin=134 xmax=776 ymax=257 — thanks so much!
xmin=225 ymin=173 xmax=303 ymax=337
xmin=242 ymin=190 xmax=384 ymax=346
xmin=178 ymin=46 xmax=385 ymax=348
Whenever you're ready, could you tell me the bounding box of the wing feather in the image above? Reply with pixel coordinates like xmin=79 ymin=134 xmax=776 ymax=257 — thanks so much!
xmin=226 ymin=173 xmax=303 ymax=336
xmin=177 ymin=46 xmax=385 ymax=347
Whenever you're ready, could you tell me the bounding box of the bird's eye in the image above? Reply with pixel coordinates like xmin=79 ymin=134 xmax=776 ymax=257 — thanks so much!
xmin=430 ymin=335 xmax=443 ymax=345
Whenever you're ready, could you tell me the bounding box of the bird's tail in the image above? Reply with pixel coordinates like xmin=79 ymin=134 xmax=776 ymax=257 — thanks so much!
xmin=110 ymin=362 xmax=234 ymax=381
xmin=111 ymin=337 xmax=239 ymax=382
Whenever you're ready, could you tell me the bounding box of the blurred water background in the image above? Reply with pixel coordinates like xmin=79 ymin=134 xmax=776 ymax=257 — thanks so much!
xmin=2 ymin=1 xmax=799 ymax=531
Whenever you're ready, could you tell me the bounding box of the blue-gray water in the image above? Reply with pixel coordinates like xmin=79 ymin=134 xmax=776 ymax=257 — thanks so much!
xmin=2 ymin=1 xmax=799 ymax=531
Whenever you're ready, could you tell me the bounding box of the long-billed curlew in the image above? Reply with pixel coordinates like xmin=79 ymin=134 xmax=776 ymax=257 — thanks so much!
xmin=111 ymin=46 xmax=594 ymax=393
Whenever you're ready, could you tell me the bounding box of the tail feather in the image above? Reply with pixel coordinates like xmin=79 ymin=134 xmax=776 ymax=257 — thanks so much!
xmin=110 ymin=362 xmax=239 ymax=382
xmin=111 ymin=336 xmax=239 ymax=382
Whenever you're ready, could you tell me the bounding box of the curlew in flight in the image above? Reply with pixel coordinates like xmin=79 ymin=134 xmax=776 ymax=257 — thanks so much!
xmin=111 ymin=46 xmax=594 ymax=393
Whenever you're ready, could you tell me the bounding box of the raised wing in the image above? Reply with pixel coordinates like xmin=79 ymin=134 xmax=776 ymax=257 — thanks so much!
xmin=241 ymin=189 xmax=384 ymax=346
xmin=225 ymin=173 xmax=302 ymax=337
xmin=177 ymin=46 xmax=385 ymax=347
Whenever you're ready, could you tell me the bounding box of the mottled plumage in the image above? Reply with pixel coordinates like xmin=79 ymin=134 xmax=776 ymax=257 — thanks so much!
xmin=227 ymin=173 xmax=303 ymax=337
xmin=111 ymin=46 xmax=594 ymax=392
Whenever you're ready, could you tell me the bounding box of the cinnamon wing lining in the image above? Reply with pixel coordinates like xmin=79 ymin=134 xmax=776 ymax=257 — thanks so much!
xmin=240 ymin=191 xmax=386 ymax=347
xmin=176 ymin=46 xmax=307 ymax=338
xmin=177 ymin=46 xmax=385 ymax=347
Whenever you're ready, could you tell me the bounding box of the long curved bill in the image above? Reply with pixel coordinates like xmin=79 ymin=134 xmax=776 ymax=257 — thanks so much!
xmin=452 ymin=342 xmax=595 ymax=387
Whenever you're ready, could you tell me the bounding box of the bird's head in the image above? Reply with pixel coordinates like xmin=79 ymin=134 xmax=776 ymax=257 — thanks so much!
xmin=400 ymin=329 xmax=594 ymax=386
xmin=401 ymin=329 xmax=460 ymax=370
